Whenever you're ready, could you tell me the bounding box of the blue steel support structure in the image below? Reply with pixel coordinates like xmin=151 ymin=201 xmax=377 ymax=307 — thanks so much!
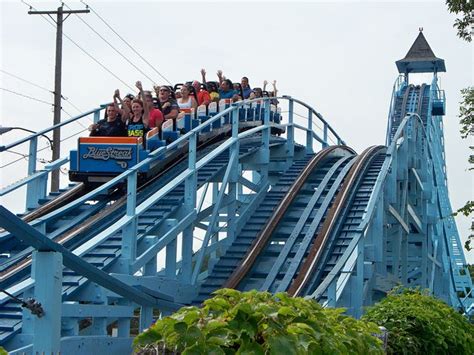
xmin=0 ymin=33 xmax=472 ymax=354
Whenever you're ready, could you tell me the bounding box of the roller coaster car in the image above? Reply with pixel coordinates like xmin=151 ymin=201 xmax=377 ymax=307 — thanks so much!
xmin=69 ymin=100 xmax=284 ymax=185
xmin=68 ymin=127 xmax=165 ymax=184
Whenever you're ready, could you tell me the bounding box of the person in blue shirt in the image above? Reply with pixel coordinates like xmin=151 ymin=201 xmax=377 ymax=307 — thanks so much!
xmin=216 ymin=70 xmax=240 ymax=100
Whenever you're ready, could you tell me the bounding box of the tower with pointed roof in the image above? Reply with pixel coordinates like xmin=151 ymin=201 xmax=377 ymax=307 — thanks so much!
xmin=396 ymin=29 xmax=446 ymax=80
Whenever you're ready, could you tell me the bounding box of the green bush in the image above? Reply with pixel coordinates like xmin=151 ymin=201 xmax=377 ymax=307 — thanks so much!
xmin=134 ymin=289 xmax=383 ymax=354
xmin=362 ymin=288 xmax=474 ymax=354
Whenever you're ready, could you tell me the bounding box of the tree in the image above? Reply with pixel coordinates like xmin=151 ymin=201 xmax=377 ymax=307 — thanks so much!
xmin=452 ymin=87 xmax=474 ymax=250
xmin=362 ymin=288 xmax=474 ymax=354
xmin=446 ymin=0 xmax=474 ymax=250
xmin=446 ymin=0 xmax=473 ymax=42
xmin=134 ymin=289 xmax=384 ymax=354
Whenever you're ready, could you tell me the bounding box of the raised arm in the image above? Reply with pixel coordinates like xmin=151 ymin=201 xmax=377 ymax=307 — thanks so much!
xmin=113 ymin=89 xmax=127 ymax=122
xmin=136 ymin=81 xmax=149 ymax=127
xmin=217 ymin=70 xmax=224 ymax=84
xmin=113 ymin=89 xmax=121 ymax=111
xmin=153 ymin=85 xmax=160 ymax=97
xmin=272 ymin=80 xmax=278 ymax=97
xmin=263 ymin=80 xmax=268 ymax=91
xmin=201 ymin=68 xmax=207 ymax=85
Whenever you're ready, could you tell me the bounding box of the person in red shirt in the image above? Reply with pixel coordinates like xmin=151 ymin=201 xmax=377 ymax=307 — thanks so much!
xmin=142 ymin=90 xmax=164 ymax=129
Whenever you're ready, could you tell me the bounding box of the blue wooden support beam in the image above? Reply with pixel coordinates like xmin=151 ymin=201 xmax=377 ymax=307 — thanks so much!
xmin=407 ymin=203 xmax=423 ymax=233
xmin=140 ymin=235 xmax=159 ymax=332
xmin=237 ymin=175 xmax=260 ymax=192
xmin=0 ymin=206 xmax=160 ymax=306
xmin=61 ymin=303 xmax=134 ymax=318
xmin=286 ymin=98 xmax=294 ymax=160
xmin=323 ymin=124 xmax=329 ymax=148
xmin=306 ymin=109 xmax=313 ymax=153
xmin=226 ymin=107 xmax=240 ymax=243
xmin=388 ymin=204 xmax=410 ymax=234
xmin=197 ymin=182 xmax=209 ymax=213
xmin=191 ymin=148 xmax=239 ymax=284
xmin=121 ymin=171 xmax=138 ymax=272
xmin=182 ymin=132 xmax=198 ymax=283
xmin=195 ymin=195 xmax=233 ymax=223
xmin=25 ymin=137 xmax=39 ymax=210
xmin=349 ymin=241 xmax=364 ymax=318
xmin=32 ymin=251 xmax=62 ymax=354
xmin=132 ymin=211 xmax=196 ymax=273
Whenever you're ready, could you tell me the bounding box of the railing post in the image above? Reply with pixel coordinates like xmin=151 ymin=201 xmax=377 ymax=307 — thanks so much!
xmin=32 ymin=251 xmax=63 ymax=354
xmin=227 ymin=106 xmax=240 ymax=242
xmin=306 ymin=109 xmax=313 ymax=154
xmin=140 ymin=235 xmax=158 ymax=332
xmin=259 ymin=100 xmax=271 ymax=184
xmin=181 ymin=132 xmax=197 ymax=283
xmin=26 ymin=136 xmax=39 ymax=210
xmin=165 ymin=222 xmax=177 ymax=279
xmin=327 ymin=279 xmax=337 ymax=307
xmin=121 ymin=171 xmax=138 ymax=270
xmin=349 ymin=241 xmax=364 ymax=318
xmin=211 ymin=182 xmax=219 ymax=257
xmin=323 ymin=124 xmax=329 ymax=148
xmin=287 ymin=98 xmax=294 ymax=159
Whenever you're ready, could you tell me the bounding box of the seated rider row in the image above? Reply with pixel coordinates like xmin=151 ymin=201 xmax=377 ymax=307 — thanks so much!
xmin=88 ymin=70 xmax=279 ymax=141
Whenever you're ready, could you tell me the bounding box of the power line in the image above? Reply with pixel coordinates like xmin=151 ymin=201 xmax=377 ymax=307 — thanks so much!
xmin=61 ymin=108 xmax=89 ymax=129
xmin=20 ymin=1 xmax=136 ymax=93
xmin=61 ymin=96 xmax=82 ymax=113
xmin=1 ymin=69 xmax=86 ymax=118
xmin=64 ymin=2 xmax=156 ymax=85
xmin=0 ymin=69 xmax=53 ymax=94
xmin=62 ymin=31 xmax=136 ymax=92
xmin=81 ymin=0 xmax=172 ymax=85
xmin=1 ymin=87 xmax=53 ymax=106
xmin=63 ymin=34 xmax=137 ymax=93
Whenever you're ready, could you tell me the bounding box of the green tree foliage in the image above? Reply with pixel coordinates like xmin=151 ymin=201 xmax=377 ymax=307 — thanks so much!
xmin=446 ymin=0 xmax=474 ymax=251
xmin=452 ymin=87 xmax=474 ymax=250
xmin=458 ymin=87 xmax=474 ymax=139
xmin=362 ymin=288 xmax=474 ymax=355
xmin=446 ymin=0 xmax=473 ymax=42
xmin=134 ymin=289 xmax=384 ymax=354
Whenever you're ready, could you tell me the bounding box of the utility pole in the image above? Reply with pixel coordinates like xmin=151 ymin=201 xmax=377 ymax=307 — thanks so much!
xmin=28 ymin=5 xmax=89 ymax=192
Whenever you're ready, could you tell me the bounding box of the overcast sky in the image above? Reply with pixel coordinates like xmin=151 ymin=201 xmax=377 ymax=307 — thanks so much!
xmin=0 ymin=0 xmax=472 ymax=262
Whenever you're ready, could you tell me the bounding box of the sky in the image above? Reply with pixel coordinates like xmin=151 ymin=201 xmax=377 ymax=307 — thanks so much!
xmin=0 ymin=0 xmax=472 ymax=262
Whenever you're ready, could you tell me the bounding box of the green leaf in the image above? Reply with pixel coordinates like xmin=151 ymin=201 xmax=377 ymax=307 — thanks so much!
xmin=174 ymin=321 xmax=187 ymax=334
xmin=183 ymin=309 xmax=202 ymax=324
xmin=133 ymin=327 xmax=162 ymax=348
xmin=183 ymin=343 xmax=208 ymax=355
xmin=267 ymin=335 xmax=298 ymax=355
xmin=278 ymin=306 xmax=297 ymax=317
xmin=236 ymin=340 xmax=265 ymax=355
